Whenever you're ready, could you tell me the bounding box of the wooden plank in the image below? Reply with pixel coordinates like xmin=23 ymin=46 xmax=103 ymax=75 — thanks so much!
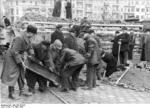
xmin=24 ymin=58 xmax=60 ymax=85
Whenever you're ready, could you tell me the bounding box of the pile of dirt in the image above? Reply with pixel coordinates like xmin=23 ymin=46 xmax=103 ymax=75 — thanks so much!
xmin=108 ymin=67 xmax=150 ymax=92
xmin=119 ymin=68 xmax=150 ymax=92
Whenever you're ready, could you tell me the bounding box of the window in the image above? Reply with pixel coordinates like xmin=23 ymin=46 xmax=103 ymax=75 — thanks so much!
xmin=22 ymin=0 xmax=26 ymax=3
xmin=11 ymin=8 xmax=14 ymax=15
xmin=136 ymin=1 xmax=139 ymax=5
xmin=142 ymin=8 xmax=145 ymax=12
xmin=11 ymin=17 xmax=14 ymax=23
xmin=136 ymin=15 xmax=139 ymax=18
xmin=77 ymin=10 xmax=83 ymax=16
xmin=16 ymin=9 xmax=19 ymax=15
xmin=86 ymin=4 xmax=92 ymax=8
xmin=128 ymin=8 xmax=130 ymax=12
xmin=77 ymin=2 xmax=83 ymax=8
xmin=35 ymin=1 xmax=38 ymax=5
xmin=136 ymin=8 xmax=139 ymax=12
xmin=131 ymin=7 xmax=134 ymax=12
xmin=16 ymin=0 xmax=18 ymax=5
xmin=141 ymin=16 xmax=144 ymax=19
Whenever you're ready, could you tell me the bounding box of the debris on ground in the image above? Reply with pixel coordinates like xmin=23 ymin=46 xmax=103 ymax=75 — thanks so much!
xmin=108 ymin=66 xmax=150 ymax=92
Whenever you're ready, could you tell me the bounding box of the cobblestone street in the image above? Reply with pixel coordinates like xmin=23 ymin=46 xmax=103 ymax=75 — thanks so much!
xmin=1 ymin=61 xmax=150 ymax=104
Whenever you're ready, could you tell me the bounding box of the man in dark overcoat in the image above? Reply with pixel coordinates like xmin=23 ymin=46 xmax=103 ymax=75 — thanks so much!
xmin=51 ymin=24 xmax=64 ymax=44
xmin=128 ymin=30 xmax=136 ymax=60
xmin=111 ymin=31 xmax=120 ymax=60
xmin=112 ymin=28 xmax=130 ymax=66
xmin=84 ymin=37 xmax=100 ymax=90
xmin=48 ymin=39 xmax=63 ymax=87
xmin=60 ymin=48 xmax=85 ymax=92
xmin=1 ymin=25 xmax=37 ymax=99
xmin=101 ymin=51 xmax=117 ymax=77
xmin=64 ymin=27 xmax=79 ymax=51
xmin=119 ymin=27 xmax=130 ymax=66
xmin=25 ymin=40 xmax=53 ymax=93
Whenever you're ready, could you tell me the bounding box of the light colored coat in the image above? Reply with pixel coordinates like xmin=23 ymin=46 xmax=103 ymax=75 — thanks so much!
xmin=1 ymin=35 xmax=32 ymax=86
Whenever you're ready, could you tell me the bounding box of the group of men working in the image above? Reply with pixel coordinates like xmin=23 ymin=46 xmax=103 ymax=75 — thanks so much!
xmin=1 ymin=19 xmax=138 ymax=100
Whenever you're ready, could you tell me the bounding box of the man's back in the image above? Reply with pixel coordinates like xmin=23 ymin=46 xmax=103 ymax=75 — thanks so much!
xmin=51 ymin=30 xmax=64 ymax=44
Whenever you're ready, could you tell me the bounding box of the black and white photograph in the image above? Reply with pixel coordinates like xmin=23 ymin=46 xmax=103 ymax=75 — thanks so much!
xmin=0 ymin=0 xmax=150 ymax=106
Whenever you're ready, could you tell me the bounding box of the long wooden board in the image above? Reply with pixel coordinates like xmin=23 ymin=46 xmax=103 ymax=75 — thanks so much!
xmin=24 ymin=58 xmax=60 ymax=85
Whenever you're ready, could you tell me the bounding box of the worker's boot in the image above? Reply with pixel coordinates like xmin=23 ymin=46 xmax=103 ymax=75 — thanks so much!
xmin=19 ymin=88 xmax=33 ymax=97
xmin=8 ymin=86 xmax=20 ymax=100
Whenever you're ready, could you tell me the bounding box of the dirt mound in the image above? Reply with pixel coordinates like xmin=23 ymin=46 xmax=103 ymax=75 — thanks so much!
xmin=119 ymin=68 xmax=150 ymax=92
xmin=108 ymin=67 xmax=150 ymax=92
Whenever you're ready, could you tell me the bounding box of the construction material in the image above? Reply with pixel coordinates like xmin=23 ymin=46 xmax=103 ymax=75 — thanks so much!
xmin=115 ymin=66 xmax=131 ymax=85
xmin=24 ymin=58 xmax=60 ymax=85
xmin=49 ymin=89 xmax=70 ymax=104
xmin=119 ymin=68 xmax=150 ymax=92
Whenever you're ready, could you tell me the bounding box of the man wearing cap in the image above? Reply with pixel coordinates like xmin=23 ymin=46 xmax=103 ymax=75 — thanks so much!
xmin=101 ymin=51 xmax=117 ymax=77
xmin=112 ymin=28 xmax=130 ymax=66
xmin=1 ymin=25 xmax=37 ymax=99
xmin=89 ymin=30 xmax=102 ymax=80
xmin=51 ymin=24 xmax=64 ymax=44
xmin=84 ymin=37 xmax=100 ymax=90
xmin=119 ymin=27 xmax=130 ymax=66
xmin=25 ymin=40 xmax=53 ymax=93
xmin=64 ymin=27 xmax=79 ymax=51
xmin=60 ymin=48 xmax=85 ymax=92
xmin=111 ymin=31 xmax=121 ymax=60
xmin=48 ymin=39 xmax=63 ymax=87
xmin=128 ymin=29 xmax=136 ymax=60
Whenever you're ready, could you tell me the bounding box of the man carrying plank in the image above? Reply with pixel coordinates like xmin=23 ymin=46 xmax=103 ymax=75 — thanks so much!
xmin=25 ymin=40 xmax=53 ymax=93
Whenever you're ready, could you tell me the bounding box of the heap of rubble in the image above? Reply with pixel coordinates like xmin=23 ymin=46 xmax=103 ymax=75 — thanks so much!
xmin=108 ymin=66 xmax=150 ymax=92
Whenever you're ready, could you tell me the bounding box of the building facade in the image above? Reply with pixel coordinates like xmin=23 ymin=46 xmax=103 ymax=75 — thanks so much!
xmin=3 ymin=0 xmax=150 ymax=23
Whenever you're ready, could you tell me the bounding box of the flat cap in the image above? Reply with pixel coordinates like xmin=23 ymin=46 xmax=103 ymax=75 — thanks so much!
xmin=56 ymin=24 xmax=63 ymax=29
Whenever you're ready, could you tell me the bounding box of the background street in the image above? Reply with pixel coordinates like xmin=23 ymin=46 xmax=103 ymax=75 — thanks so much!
xmin=1 ymin=60 xmax=150 ymax=104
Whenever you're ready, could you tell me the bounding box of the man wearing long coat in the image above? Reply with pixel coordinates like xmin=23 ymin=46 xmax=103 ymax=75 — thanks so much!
xmin=1 ymin=25 xmax=37 ymax=99
xmin=25 ymin=41 xmax=53 ymax=93
xmin=51 ymin=25 xmax=64 ymax=44
xmin=84 ymin=37 xmax=100 ymax=89
xmin=64 ymin=28 xmax=79 ymax=51
xmin=60 ymin=48 xmax=85 ymax=92
xmin=144 ymin=31 xmax=150 ymax=62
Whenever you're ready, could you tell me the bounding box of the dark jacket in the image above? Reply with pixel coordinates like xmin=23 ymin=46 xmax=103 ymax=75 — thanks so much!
xmin=1 ymin=36 xmax=32 ymax=86
xmin=64 ymin=33 xmax=79 ymax=51
xmin=112 ymin=33 xmax=130 ymax=55
xmin=32 ymin=43 xmax=52 ymax=68
xmin=102 ymin=52 xmax=117 ymax=67
xmin=51 ymin=30 xmax=64 ymax=44
xmin=85 ymin=37 xmax=101 ymax=66
xmin=60 ymin=48 xmax=85 ymax=68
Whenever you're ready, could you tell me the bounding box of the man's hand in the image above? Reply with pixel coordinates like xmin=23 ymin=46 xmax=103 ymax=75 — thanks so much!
xmin=39 ymin=61 xmax=43 ymax=66
xmin=49 ymin=67 xmax=54 ymax=72
xmin=118 ymin=41 xmax=121 ymax=45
